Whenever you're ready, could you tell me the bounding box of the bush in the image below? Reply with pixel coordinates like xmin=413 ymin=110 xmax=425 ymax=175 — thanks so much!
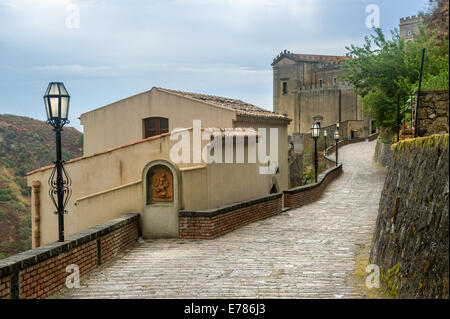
xmin=0 ymin=209 xmax=5 ymax=221
xmin=3 ymin=158 xmax=14 ymax=168
xmin=15 ymin=176 xmax=30 ymax=196
xmin=19 ymin=214 xmax=32 ymax=250
xmin=62 ymin=148 xmax=74 ymax=162
xmin=77 ymin=133 xmax=84 ymax=147
xmin=0 ymin=188 xmax=12 ymax=202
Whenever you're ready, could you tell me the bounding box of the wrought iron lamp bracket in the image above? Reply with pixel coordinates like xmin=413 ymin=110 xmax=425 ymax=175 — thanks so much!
xmin=48 ymin=161 xmax=72 ymax=215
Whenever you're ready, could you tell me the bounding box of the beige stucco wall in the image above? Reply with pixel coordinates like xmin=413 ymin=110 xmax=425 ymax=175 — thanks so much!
xmin=27 ymin=126 xmax=288 ymax=246
xmin=80 ymin=88 xmax=238 ymax=156
xmin=28 ymin=134 xmax=179 ymax=245
xmin=233 ymin=120 xmax=289 ymax=193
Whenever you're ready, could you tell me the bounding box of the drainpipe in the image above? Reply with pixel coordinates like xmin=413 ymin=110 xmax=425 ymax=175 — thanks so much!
xmin=32 ymin=181 xmax=41 ymax=248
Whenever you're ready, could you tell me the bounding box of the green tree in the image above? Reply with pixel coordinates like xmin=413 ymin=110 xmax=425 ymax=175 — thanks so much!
xmin=77 ymin=133 xmax=84 ymax=147
xmin=341 ymin=25 xmax=448 ymax=137
xmin=19 ymin=214 xmax=32 ymax=250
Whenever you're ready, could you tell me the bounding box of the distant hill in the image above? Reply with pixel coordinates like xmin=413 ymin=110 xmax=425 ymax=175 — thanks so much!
xmin=425 ymin=0 xmax=449 ymax=41
xmin=0 ymin=114 xmax=83 ymax=258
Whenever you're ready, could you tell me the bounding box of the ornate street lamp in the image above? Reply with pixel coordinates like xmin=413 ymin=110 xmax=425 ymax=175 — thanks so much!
xmin=311 ymin=123 xmax=320 ymax=183
xmin=44 ymin=82 xmax=72 ymax=242
xmin=334 ymin=129 xmax=340 ymax=166
xmin=323 ymin=129 xmax=327 ymax=150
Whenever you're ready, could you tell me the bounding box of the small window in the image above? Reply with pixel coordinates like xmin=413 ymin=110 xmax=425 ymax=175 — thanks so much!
xmin=407 ymin=29 xmax=412 ymax=36
xmin=319 ymin=79 xmax=323 ymax=88
xmin=143 ymin=117 xmax=169 ymax=138
xmin=282 ymin=82 xmax=288 ymax=95
xmin=333 ymin=77 xmax=337 ymax=86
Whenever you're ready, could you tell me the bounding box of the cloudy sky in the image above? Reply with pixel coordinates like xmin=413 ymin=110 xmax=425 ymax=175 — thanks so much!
xmin=0 ymin=0 xmax=427 ymax=131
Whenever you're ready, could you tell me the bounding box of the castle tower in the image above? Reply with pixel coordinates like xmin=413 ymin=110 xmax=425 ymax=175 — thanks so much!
xmin=399 ymin=15 xmax=423 ymax=42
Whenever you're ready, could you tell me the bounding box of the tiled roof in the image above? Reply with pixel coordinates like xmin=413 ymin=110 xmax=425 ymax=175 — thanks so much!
xmin=203 ymin=127 xmax=258 ymax=137
xmin=155 ymin=88 xmax=290 ymax=122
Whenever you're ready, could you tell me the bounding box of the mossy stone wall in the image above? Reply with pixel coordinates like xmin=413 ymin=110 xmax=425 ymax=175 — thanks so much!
xmin=370 ymin=134 xmax=449 ymax=298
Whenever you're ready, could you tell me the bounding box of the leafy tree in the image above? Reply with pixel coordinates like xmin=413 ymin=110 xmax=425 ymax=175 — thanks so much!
xmin=341 ymin=26 xmax=448 ymax=137
xmin=19 ymin=214 xmax=32 ymax=250
xmin=0 ymin=188 xmax=12 ymax=202
xmin=3 ymin=158 xmax=14 ymax=168
xmin=77 ymin=133 xmax=84 ymax=147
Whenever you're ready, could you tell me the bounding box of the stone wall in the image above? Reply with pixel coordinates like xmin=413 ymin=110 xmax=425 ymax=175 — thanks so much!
xmin=179 ymin=194 xmax=282 ymax=239
xmin=370 ymin=134 xmax=449 ymax=298
xmin=416 ymin=90 xmax=449 ymax=137
xmin=0 ymin=213 xmax=139 ymax=299
xmin=373 ymin=139 xmax=393 ymax=168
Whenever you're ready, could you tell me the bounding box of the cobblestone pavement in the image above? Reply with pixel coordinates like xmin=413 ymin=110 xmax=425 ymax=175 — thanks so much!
xmin=52 ymin=140 xmax=386 ymax=299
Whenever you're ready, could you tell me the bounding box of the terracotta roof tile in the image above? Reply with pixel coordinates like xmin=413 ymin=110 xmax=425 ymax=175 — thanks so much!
xmin=156 ymin=88 xmax=290 ymax=122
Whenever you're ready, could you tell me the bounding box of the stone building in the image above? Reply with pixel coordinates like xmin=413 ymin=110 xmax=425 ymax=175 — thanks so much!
xmin=27 ymin=87 xmax=291 ymax=246
xmin=271 ymin=51 xmax=372 ymax=139
xmin=399 ymin=15 xmax=423 ymax=42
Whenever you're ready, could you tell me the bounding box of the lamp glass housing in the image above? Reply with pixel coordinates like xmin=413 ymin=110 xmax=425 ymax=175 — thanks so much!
xmin=334 ymin=129 xmax=339 ymax=140
xmin=44 ymin=82 xmax=70 ymax=121
xmin=311 ymin=123 xmax=320 ymax=138
xmin=323 ymin=130 xmax=327 ymax=137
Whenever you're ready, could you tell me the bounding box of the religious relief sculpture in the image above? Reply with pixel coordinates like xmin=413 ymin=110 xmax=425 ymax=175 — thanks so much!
xmin=151 ymin=167 xmax=173 ymax=202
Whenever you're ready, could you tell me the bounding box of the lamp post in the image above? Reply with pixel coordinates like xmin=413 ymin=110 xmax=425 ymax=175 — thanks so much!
xmin=44 ymin=82 xmax=72 ymax=242
xmin=323 ymin=129 xmax=327 ymax=150
xmin=334 ymin=129 xmax=339 ymax=166
xmin=311 ymin=123 xmax=320 ymax=183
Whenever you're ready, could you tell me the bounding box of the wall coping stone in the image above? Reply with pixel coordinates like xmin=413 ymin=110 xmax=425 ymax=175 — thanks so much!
xmin=0 ymin=213 xmax=139 ymax=278
xmin=416 ymin=89 xmax=449 ymax=94
xmin=179 ymin=193 xmax=282 ymax=218
xmin=283 ymin=164 xmax=342 ymax=195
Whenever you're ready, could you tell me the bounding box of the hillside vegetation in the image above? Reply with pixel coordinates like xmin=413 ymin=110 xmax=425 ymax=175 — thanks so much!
xmin=0 ymin=114 xmax=83 ymax=258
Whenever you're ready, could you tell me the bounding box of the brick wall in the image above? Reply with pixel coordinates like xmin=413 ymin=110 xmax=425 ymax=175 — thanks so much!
xmin=285 ymin=133 xmax=378 ymax=209
xmin=0 ymin=213 xmax=139 ymax=299
xmin=283 ymin=164 xmax=343 ymax=209
xmin=0 ymin=275 xmax=10 ymax=299
xmin=100 ymin=221 xmax=139 ymax=264
xmin=368 ymin=132 xmax=379 ymax=141
xmin=179 ymin=193 xmax=282 ymax=239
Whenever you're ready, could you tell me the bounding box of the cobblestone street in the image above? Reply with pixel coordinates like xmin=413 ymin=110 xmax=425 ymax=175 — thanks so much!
xmin=52 ymin=140 xmax=386 ymax=299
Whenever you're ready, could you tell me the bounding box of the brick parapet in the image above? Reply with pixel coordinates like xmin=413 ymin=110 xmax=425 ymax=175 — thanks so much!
xmin=179 ymin=193 xmax=282 ymax=239
xmin=0 ymin=213 xmax=139 ymax=299
xmin=283 ymin=164 xmax=343 ymax=209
